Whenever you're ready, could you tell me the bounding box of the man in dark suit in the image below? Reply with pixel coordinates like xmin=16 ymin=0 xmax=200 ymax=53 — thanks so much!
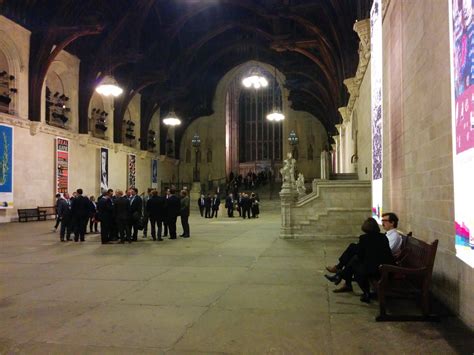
xmin=114 ymin=189 xmax=131 ymax=243
xmin=166 ymin=188 xmax=181 ymax=239
xmin=197 ymin=194 xmax=205 ymax=217
xmin=97 ymin=189 xmax=114 ymax=244
xmin=225 ymin=193 xmax=234 ymax=217
xmin=129 ymin=187 xmax=143 ymax=241
xmin=57 ymin=193 xmax=72 ymax=241
xmin=241 ymin=193 xmax=251 ymax=219
xmin=211 ymin=193 xmax=220 ymax=218
xmin=204 ymin=193 xmax=212 ymax=218
xmin=71 ymin=188 xmax=90 ymax=242
xmin=147 ymin=189 xmax=167 ymax=241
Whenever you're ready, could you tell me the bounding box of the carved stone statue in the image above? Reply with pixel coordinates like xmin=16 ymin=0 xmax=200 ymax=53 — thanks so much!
xmin=280 ymin=152 xmax=296 ymax=184
xmin=296 ymin=173 xmax=306 ymax=196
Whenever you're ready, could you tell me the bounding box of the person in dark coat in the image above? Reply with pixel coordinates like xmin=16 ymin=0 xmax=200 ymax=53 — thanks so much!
xmin=197 ymin=194 xmax=205 ymax=217
xmin=128 ymin=187 xmax=143 ymax=241
xmin=166 ymin=188 xmax=181 ymax=239
xmin=204 ymin=193 xmax=212 ymax=218
xmin=97 ymin=189 xmax=114 ymax=244
xmin=70 ymin=188 xmax=90 ymax=242
xmin=325 ymin=217 xmax=395 ymax=303
xmin=179 ymin=190 xmax=190 ymax=237
xmin=225 ymin=193 xmax=234 ymax=217
xmin=57 ymin=193 xmax=72 ymax=241
xmin=241 ymin=193 xmax=251 ymax=219
xmin=88 ymin=196 xmax=98 ymax=233
xmin=114 ymin=190 xmax=131 ymax=243
xmin=146 ymin=189 xmax=167 ymax=241
xmin=211 ymin=193 xmax=220 ymax=218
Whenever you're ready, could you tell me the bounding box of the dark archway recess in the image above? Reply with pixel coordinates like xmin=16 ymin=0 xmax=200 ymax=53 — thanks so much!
xmin=1 ymin=0 xmax=373 ymax=148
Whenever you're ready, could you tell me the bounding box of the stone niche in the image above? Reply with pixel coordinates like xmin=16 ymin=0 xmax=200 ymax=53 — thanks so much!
xmin=41 ymin=50 xmax=80 ymax=132
xmin=89 ymin=92 xmax=114 ymax=141
xmin=0 ymin=15 xmax=30 ymax=120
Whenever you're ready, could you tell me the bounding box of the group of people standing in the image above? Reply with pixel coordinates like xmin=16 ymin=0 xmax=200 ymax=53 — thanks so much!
xmin=53 ymin=187 xmax=190 ymax=244
xmin=197 ymin=192 xmax=260 ymax=219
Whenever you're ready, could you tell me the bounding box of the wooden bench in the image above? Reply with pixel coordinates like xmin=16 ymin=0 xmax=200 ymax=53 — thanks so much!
xmin=17 ymin=208 xmax=46 ymax=222
xmin=375 ymin=234 xmax=439 ymax=322
xmin=38 ymin=206 xmax=56 ymax=219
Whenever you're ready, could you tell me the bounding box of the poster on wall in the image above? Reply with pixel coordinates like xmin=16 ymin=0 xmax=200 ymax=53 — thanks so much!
xmin=370 ymin=0 xmax=383 ymax=223
xmin=449 ymin=0 xmax=474 ymax=267
xmin=100 ymin=147 xmax=109 ymax=192
xmin=128 ymin=153 xmax=136 ymax=188
xmin=152 ymin=159 xmax=158 ymax=187
xmin=56 ymin=137 xmax=69 ymax=194
xmin=0 ymin=124 xmax=13 ymax=208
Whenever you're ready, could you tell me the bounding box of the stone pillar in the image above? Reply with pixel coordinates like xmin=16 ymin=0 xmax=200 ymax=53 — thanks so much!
xmin=279 ymin=181 xmax=297 ymax=239
xmin=190 ymin=181 xmax=201 ymax=202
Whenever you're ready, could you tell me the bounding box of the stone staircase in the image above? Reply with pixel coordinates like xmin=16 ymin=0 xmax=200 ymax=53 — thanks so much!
xmin=289 ymin=179 xmax=371 ymax=239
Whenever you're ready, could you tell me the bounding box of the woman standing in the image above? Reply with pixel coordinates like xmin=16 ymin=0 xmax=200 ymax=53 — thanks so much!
xmin=180 ymin=190 xmax=190 ymax=238
xmin=89 ymin=196 xmax=98 ymax=233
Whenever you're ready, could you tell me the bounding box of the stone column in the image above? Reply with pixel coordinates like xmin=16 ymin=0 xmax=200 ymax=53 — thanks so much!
xmin=190 ymin=181 xmax=201 ymax=203
xmin=279 ymin=181 xmax=297 ymax=239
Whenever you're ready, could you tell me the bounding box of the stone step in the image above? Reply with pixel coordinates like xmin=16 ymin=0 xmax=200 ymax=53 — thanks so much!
xmin=330 ymin=173 xmax=358 ymax=180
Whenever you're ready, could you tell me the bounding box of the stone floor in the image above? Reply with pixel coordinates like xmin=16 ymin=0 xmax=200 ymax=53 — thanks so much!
xmin=0 ymin=206 xmax=473 ymax=354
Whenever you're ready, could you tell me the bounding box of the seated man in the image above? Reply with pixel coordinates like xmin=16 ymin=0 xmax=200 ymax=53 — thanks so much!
xmin=325 ymin=212 xmax=402 ymax=293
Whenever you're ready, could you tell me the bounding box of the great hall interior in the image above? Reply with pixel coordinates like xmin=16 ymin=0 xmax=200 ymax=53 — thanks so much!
xmin=0 ymin=0 xmax=474 ymax=353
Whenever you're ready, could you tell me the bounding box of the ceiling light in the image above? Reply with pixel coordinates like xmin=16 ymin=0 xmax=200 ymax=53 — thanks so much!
xmin=266 ymin=111 xmax=285 ymax=122
xmin=163 ymin=111 xmax=181 ymax=126
xmin=242 ymin=68 xmax=268 ymax=89
xmin=95 ymin=75 xmax=123 ymax=97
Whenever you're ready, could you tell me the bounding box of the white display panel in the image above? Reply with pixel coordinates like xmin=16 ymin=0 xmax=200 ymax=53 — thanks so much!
xmin=449 ymin=0 xmax=474 ymax=267
xmin=371 ymin=0 xmax=383 ymax=223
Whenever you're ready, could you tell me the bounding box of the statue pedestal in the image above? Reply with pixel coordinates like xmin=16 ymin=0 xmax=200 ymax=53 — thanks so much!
xmin=279 ymin=182 xmax=298 ymax=239
xmin=190 ymin=181 xmax=202 ymax=202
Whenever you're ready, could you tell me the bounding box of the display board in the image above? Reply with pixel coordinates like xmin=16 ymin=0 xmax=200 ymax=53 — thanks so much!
xmin=127 ymin=153 xmax=136 ymax=188
xmin=100 ymin=147 xmax=109 ymax=192
xmin=370 ymin=0 xmax=383 ymax=223
xmin=0 ymin=124 xmax=13 ymax=208
xmin=450 ymin=0 xmax=474 ymax=267
xmin=55 ymin=137 xmax=69 ymax=194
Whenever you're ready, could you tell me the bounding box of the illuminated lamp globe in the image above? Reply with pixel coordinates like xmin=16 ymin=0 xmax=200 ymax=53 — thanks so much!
xmin=95 ymin=75 xmax=123 ymax=97
xmin=266 ymin=110 xmax=285 ymax=122
xmin=242 ymin=70 xmax=268 ymax=89
xmin=163 ymin=111 xmax=181 ymax=126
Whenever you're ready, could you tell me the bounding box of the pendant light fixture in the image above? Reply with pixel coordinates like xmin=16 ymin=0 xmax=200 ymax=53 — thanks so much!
xmin=163 ymin=108 xmax=181 ymax=126
xmin=95 ymin=49 xmax=123 ymax=97
xmin=95 ymin=74 xmax=123 ymax=97
xmin=266 ymin=66 xmax=285 ymax=122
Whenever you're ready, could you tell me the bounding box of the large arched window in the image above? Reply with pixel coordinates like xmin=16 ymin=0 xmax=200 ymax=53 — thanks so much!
xmin=238 ymin=71 xmax=282 ymax=163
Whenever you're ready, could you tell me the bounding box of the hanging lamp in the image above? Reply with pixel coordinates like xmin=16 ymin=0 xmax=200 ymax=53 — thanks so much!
xmin=266 ymin=66 xmax=285 ymax=122
xmin=96 ymin=74 xmax=123 ymax=97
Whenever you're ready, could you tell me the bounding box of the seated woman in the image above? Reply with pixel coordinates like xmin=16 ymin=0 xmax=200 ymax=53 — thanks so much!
xmin=325 ymin=217 xmax=394 ymax=303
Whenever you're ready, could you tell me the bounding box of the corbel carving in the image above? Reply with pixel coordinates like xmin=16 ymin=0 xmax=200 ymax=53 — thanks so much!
xmin=353 ymin=19 xmax=370 ymax=60
xmin=78 ymin=133 xmax=89 ymax=147
xmin=338 ymin=107 xmax=350 ymax=124
xmin=29 ymin=121 xmax=41 ymax=136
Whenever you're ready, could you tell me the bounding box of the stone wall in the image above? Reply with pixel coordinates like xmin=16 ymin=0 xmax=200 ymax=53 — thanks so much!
xmin=381 ymin=0 xmax=473 ymax=328
xmin=0 ymin=115 xmax=177 ymax=223
xmin=179 ymin=62 xmax=327 ymax=183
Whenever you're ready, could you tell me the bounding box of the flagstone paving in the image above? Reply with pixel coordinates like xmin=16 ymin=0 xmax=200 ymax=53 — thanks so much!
xmin=1 ymin=206 xmax=473 ymax=354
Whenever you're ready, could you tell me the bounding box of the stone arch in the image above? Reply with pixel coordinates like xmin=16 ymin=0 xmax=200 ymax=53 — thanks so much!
xmin=0 ymin=30 xmax=23 ymax=117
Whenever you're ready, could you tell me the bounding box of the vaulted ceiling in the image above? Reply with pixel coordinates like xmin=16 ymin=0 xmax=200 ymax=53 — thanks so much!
xmin=1 ymin=0 xmax=372 ymax=149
